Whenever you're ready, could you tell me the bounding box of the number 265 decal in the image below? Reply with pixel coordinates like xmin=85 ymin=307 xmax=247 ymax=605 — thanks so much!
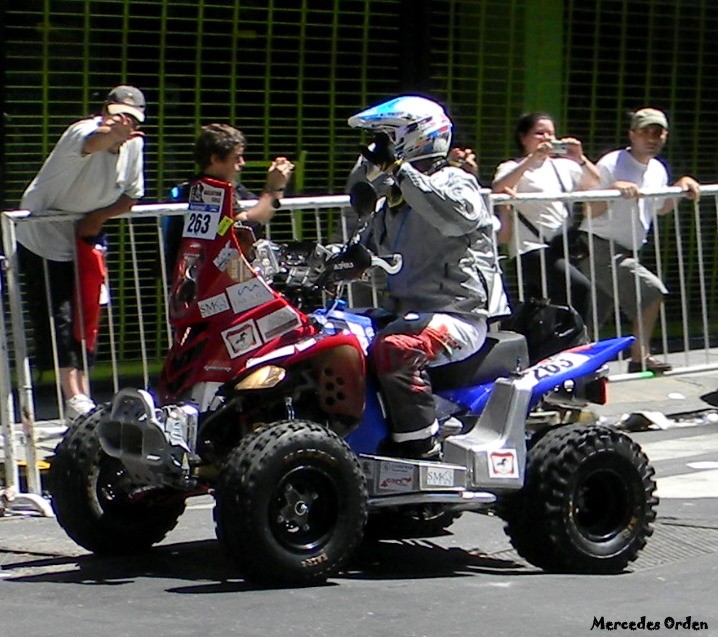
xmin=532 ymin=356 xmax=575 ymax=381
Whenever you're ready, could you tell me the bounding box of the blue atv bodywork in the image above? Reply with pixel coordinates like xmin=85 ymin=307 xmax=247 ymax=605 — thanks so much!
xmin=317 ymin=307 xmax=632 ymax=456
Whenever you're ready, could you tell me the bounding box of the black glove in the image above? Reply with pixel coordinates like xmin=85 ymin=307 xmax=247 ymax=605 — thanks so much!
xmin=316 ymin=243 xmax=373 ymax=287
xmin=360 ymin=132 xmax=399 ymax=172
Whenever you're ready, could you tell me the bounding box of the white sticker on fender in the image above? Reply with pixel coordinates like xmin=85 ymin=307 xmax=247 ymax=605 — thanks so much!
xmin=257 ymin=307 xmax=302 ymax=341
xmin=426 ymin=467 xmax=454 ymax=487
xmin=361 ymin=459 xmax=376 ymax=481
xmin=346 ymin=320 xmax=374 ymax=353
xmin=246 ymin=345 xmax=296 ymax=368
xmin=378 ymin=461 xmax=415 ymax=492
xmin=488 ymin=449 xmax=519 ymax=479
xmin=243 ymin=338 xmax=316 ymax=369
xmin=226 ymin=280 xmax=275 ymax=314
xmin=213 ymin=240 xmax=239 ymax=272
xmin=198 ymin=292 xmax=230 ymax=318
xmin=221 ymin=321 xmax=262 ymax=358
xmin=515 ymin=351 xmax=591 ymax=390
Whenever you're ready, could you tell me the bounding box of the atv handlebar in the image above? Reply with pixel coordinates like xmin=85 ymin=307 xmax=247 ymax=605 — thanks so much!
xmin=371 ymin=254 xmax=402 ymax=274
xmin=252 ymin=237 xmax=401 ymax=294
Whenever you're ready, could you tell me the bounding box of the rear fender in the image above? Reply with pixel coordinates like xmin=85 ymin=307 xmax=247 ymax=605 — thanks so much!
xmin=443 ymin=377 xmax=530 ymax=491
xmin=515 ymin=337 xmax=633 ymax=402
xmin=438 ymin=337 xmax=633 ymax=414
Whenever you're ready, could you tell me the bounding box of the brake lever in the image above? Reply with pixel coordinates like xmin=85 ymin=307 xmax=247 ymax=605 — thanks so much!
xmin=314 ymin=244 xmax=342 ymax=259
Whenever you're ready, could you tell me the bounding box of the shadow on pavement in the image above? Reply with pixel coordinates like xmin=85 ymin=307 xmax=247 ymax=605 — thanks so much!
xmin=346 ymin=538 xmax=536 ymax=580
xmin=1 ymin=534 xmax=537 ymax=590
xmin=2 ymin=539 xmax=258 ymax=592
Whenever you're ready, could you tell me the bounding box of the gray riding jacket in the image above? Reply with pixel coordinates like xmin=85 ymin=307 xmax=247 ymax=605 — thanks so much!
xmin=364 ymin=161 xmax=498 ymax=319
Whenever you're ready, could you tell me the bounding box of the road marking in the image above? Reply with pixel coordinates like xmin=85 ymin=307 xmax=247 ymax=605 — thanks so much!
xmin=640 ymin=432 xmax=718 ymax=498
xmin=655 ymin=469 xmax=718 ymax=499
xmin=687 ymin=461 xmax=718 ymax=470
xmin=639 ymin=433 xmax=718 ymax=462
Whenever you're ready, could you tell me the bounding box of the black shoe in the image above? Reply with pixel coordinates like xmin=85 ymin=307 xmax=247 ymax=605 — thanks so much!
xmin=627 ymin=357 xmax=672 ymax=374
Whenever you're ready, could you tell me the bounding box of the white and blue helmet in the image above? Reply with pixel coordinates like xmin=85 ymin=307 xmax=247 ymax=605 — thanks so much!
xmin=348 ymin=95 xmax=453 ymax=162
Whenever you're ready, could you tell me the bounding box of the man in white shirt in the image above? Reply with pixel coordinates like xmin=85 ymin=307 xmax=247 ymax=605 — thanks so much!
xmin=17 ymin=85 xmax=146 ymax=422
xmin=578 ymin=108 xmax=699 ymax=373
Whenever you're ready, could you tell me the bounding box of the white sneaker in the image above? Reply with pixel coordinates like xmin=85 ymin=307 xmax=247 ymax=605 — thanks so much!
xmin=438 ymin=416 xmax=463 ymax=440
xmin=65 ymin=394 xmax=96 ymax=425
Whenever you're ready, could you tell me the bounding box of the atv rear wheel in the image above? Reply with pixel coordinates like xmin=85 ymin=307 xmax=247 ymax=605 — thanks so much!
xmin=49 ymin=407 xmax=186 ymax=554
xmin=214 ymin=420 xmax=368 ymax=586
xmin=500 ymin=423 xmax=657 ymax=573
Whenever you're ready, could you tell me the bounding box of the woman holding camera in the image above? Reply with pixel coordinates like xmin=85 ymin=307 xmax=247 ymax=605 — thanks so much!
xmin=491 ymin=112 xmax=600 ymax=322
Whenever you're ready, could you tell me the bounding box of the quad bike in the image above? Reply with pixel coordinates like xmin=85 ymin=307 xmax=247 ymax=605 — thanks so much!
xmin=49 ymin=177 xmax=658 ymax=586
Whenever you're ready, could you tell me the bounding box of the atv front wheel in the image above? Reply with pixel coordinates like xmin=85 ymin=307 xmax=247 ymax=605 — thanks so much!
xmin=500 ymin=423 xmax=657 ymax=573
xmin=49 ymin=407 xmax=186 ymax=554
xmin=214 ymin=420 xmax=368 ymax=586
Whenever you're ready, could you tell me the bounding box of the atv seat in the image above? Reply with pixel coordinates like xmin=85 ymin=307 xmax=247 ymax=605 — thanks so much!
xmin=428 ymin=330 xmax=529 ymax=392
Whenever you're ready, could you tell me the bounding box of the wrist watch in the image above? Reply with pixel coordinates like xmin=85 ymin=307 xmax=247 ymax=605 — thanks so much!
xmin=265 ymin=188 xmax=283 ymax=209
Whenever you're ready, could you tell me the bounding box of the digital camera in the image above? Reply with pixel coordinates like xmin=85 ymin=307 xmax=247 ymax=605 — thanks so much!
xmin=551 ymin=140 xmax=570 ymax=155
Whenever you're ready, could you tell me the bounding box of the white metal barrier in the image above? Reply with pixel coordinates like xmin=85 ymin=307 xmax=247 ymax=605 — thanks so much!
xmin=1 ymin=186 xmax=717 ymax=503
xmin=491 ymin=185 xmax=718 ymax=379
xmin=0 ymin=196 xmax=351 ymax=503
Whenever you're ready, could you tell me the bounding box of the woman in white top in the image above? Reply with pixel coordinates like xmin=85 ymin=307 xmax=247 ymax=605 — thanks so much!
xmin=492 ymin=112 xmax=600 ymax=322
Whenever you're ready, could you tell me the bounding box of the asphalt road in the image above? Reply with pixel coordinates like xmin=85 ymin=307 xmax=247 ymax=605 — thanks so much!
xmin=1 ymin=423 xmax=718 ymax=637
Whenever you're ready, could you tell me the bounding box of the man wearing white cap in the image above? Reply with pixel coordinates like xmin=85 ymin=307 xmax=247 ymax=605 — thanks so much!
xmin=16 ymin=85 xmax=146 ymax=422
xmin=578 ymin=107 xmax=700 ymax=373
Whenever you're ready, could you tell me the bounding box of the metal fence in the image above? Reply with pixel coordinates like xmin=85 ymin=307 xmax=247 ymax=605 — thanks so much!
xmin=2 ymin=185 xmax=718 ymax=496
xmin=492 ymin=186 xmax=718 ymax=377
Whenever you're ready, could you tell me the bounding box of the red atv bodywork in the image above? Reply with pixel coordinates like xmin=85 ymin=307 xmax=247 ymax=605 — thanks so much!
xmin=158 ymin=176 xmax=365 ymax=420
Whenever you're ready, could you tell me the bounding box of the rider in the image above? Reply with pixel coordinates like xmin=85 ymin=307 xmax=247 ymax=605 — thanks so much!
xmin=348 ymin=96 xmax=505 ymax=459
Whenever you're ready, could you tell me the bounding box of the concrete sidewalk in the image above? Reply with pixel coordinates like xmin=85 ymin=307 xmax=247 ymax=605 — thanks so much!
xmin=596 ymin=356 xmax=718 ymax=426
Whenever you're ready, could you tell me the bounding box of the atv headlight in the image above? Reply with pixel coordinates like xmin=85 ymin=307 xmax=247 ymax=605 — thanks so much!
xmin=235 ymin=365 xmax=286 ymax=390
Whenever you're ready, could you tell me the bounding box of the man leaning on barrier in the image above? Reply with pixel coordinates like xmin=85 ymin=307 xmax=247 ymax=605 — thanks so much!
xmin=16 ymin=85 xmax=147 ymax=423
xmin=577 ymin=108 xmax=700 ymax=373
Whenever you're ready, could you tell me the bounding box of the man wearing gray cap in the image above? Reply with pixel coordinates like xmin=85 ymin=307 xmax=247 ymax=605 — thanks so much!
xmin=578 ymin=107 xmax=700 ymax=373
xmin=16 ymin=85 xmax=146 ymax=422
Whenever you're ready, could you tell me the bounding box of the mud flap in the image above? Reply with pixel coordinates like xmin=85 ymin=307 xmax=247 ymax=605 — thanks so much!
xmin=442 ymin=377 xmax=530 ymax=491
xmin=98 ymin=389 xmax=198 ymax=487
